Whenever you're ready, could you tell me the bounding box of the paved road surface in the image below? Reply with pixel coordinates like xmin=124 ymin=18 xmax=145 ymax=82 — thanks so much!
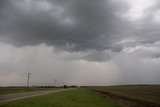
xmin=0 ymin=89 xmax=72 ymax=104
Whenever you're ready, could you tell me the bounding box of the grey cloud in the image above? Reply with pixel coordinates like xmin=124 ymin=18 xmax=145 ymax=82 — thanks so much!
xmin=0 ymin=0 xmax=160 ymax=86
xmin=131 ymin=1 xmax=160 ymax=44
xmin=1 ymin=42 xmax=160 ymax=86
xmin=0 ymin=0 xmax=131 ymax=52
xmin=83 ymin=50 xmax=115 ymax=62
xmin=0 ymin=0 xmax=160 ymax=62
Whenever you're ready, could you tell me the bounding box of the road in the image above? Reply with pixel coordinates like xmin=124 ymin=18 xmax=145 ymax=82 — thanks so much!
xmin=0 ymin=88 xmax=72 ymax=104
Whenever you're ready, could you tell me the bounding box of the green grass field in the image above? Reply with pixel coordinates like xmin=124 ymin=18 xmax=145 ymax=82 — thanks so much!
xmin=89 ymin=85 xmax=160 ymax=105
xmin=0 ymin=87 xmax=56 ymax=95
xmin=0 ymin=88 xmax=123 ymax=107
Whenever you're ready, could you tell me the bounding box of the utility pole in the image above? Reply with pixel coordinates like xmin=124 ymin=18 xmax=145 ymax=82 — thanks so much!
xmin=26 ymin=70 xmax=31 ymax=89
xmin=54 ymin=79 xmax=56 ymax=87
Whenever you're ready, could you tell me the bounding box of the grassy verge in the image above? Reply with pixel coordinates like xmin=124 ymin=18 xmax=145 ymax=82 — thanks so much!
xmin=89 ymin=85 xmax=160 ymax=105
xmin=0 ymin=88 xmax=124 ymax=107
xmin=0 ymin=87 xmax=57 ymax=95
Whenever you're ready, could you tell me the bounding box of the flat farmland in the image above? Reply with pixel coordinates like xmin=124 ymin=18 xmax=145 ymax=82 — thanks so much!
xmin=0 ymin=87 xmax=56 ymax=95
xmin=89 ymin=85 xmax=160 ymax=106
xmin=0 ymin=88 xmax=123 ymax=107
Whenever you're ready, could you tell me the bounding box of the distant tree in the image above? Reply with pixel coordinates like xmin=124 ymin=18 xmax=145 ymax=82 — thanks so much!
xmin=63 ymin=85 xmax=68 ymax=88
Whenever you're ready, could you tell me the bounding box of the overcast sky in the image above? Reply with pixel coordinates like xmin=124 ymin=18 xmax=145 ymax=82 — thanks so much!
xmin=0 ymin=0 xmax=160 ymax=86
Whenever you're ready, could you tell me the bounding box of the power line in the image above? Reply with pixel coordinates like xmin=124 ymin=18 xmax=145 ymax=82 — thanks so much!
xmin=26 ymin=70 xmax=31 ymax=88
xmin=54 ymin=79 xmax=56 ymax=86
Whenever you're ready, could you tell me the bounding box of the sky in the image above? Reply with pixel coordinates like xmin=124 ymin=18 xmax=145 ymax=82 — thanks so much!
xmin=0 ymin=0 xmax=160 ymax=86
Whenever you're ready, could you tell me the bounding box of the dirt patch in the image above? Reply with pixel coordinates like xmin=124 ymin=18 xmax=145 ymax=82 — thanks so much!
xmin=92 ymin=90 xmax=160 ymax=107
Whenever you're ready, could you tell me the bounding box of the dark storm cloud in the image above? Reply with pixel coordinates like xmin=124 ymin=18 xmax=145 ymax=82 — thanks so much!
xmin=0 ymin=0 xmax=160 ymax=62
xmin=0 ymin=0 xmax=131 ymax=52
